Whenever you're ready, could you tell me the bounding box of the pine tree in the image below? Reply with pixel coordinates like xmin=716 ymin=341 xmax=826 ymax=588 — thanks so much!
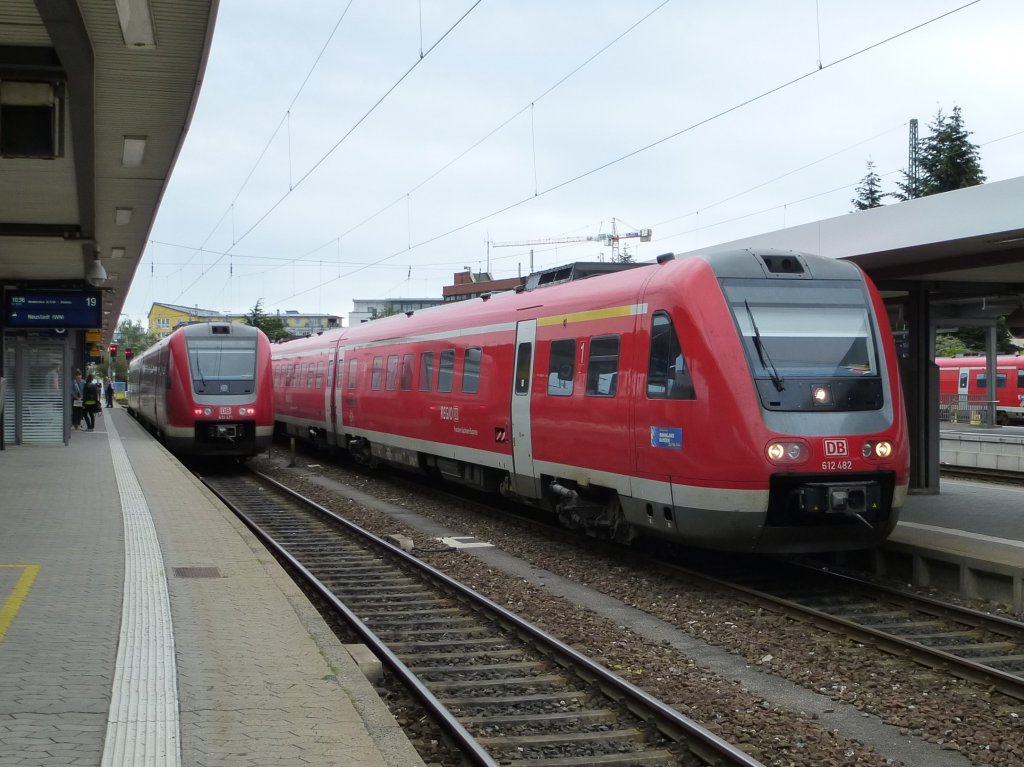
xmin=852 ymin=159 xmax=886 ymax=210
xmin=895 ymin=107 xmax=985 ymax=200
xmin=243 ymin=299 xmax=289 ymax=341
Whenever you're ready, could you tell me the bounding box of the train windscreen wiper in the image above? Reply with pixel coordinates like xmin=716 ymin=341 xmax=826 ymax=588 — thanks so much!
xmin=194 ymin=352 xmax=207 ymax=387
xmin=744 ymin=300 xmax=785 ymax=392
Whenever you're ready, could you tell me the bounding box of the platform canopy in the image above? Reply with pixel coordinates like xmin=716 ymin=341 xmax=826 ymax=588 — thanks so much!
xmin=0 ymin=0 xmax=218 ymax=344
xmin=691 ymin=175 xmax=1024 ymax=322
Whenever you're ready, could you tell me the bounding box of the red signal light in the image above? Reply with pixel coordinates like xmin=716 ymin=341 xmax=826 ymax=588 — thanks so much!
xmin=109 ymin=344 xmax=118 ymax=356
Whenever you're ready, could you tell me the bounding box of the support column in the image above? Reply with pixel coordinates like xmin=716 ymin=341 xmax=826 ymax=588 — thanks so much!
xmin=985 ymin=325 xmax=998 ymax=426
xmin=898 ymin=285 xmax=939 ymax=493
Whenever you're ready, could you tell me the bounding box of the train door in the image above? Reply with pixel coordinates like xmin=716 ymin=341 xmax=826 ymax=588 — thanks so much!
xmin=509 ymin=320 xmax=540 ymax=497
xmin=957 ymin=367 xmax=970 ymax=397
xmin=328 ymin=343 xmax=343 ymax=444
xmin=632 ymin=311 xmax=695 ymax=515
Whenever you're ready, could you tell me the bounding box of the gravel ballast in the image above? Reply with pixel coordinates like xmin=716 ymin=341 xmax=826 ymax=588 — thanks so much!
xmin=250 ymin=453 xmax=1023 ymax=767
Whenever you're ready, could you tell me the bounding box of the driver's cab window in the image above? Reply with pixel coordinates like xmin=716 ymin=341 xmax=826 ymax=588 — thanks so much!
xmin=646 ymin=311 xmax=694 ymax=400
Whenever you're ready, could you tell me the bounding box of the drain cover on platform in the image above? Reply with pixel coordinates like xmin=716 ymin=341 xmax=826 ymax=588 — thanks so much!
xmin=172 ymin=566 xmax=222 ymax=578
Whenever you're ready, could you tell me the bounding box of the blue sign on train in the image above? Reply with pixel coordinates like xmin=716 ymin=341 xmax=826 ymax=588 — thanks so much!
xmin=650 ymin=426 xmax=683 ymax=449
xmin=5 ymin=290 xmax=102 ymax=329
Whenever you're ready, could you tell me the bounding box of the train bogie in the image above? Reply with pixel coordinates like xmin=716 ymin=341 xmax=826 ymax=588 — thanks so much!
xmin=127 ymin=322 xmax=274 ymax=458
xmin=273 ymin=249 xmax=909 ymax=553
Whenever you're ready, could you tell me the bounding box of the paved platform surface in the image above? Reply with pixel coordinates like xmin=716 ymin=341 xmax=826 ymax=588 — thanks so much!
xmin=896 ymin=421 xmax=1024 ymax=583
xmin=0 ymin=406 xmax=424 ymax=767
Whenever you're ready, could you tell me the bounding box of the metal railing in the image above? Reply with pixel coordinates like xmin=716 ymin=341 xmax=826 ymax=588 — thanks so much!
xmin=939 ymin=393 xmax=997 ymax=425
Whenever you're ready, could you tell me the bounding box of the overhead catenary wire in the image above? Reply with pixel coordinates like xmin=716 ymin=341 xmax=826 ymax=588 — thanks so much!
xmin=172 ymin=1 xmax=484 ymax=302
xmin=146 ymin=1 xmax=994 ymax=316
xmin=264 ymin=1 xmax=982 ymax=306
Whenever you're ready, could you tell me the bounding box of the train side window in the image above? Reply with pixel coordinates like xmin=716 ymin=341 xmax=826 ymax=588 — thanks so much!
xmin=977 ymin=373 xmax=1007 ymax=389
xmin=371 ymin=357 xmax=383 ymax=390
xmin=586 ymin=335 xmax=620 ymax=397
xmin=306 ymin=363 xmax=315 ymax=388
xmin=547 ymin=338 xmax=575 ymax=396
xmin=419 ymin=352 xmax=434 ymax=392
xmin=400 ymin=353 xmax=415 ymax=391
xmin=462 ymin=347 xmax=481 ymax=394
xmin=326 ymin=359 xmax=334 ymax=389
xmin=646 ymin=312 xmax=694 ymax=400
xmin=1019 ymin=369 xmax=1024 ymax=389
xmin=438 ymin=349 xmax=455 ymax=393
xmin=514 ymin=342 xmax=532 ymax=395
xmin=316 ymin=361 xmax=324 ymax=389
xmin=959 ymin=372 xmax=968 ymax=388
xmin=347 ymin=358 xmax=358 ymax=389
xmin=385 ymin=355 xmax=399 ymax=390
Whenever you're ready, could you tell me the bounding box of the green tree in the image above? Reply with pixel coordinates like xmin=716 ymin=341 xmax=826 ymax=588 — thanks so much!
xmin=851 ymin=159 xmax=887 ymax=210
xmin=934 ymin=333 xmax=968 ymax=358
xmin=242 ymin=299 xmax=290 ymax=341
xmin=896 ymin=107 xmax=985 ymax=200
xmin=110 ymin=319 xmax=160 ymax=380
xmin=949 ymin=317 xmax=1017 ymax=355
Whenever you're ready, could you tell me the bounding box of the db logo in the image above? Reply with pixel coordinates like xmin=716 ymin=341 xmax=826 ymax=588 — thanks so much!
xmin=824 ymin=438 xmax=848 ymax=457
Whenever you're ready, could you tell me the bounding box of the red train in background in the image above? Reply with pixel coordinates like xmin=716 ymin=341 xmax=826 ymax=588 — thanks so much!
xmin=936 ymin=355 xmax=1024 ymax=424
xmin=127 ymin=322 xmax=274 ymax=457
xmin=273 ymin=249 xmax=909 ymax=553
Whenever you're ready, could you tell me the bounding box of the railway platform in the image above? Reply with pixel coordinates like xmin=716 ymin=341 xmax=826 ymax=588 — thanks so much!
xmin=0 ymin=406 xmax=424 ymax=767
xmin=832 ymin=422 xmax=1024 ymax=612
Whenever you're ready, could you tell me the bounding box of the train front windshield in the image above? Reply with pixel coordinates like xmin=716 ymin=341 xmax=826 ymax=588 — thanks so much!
xmin=186 ymin=337 xmax=258 ymax=395
xmin=723 ymin=280 xmax=883 ymax=411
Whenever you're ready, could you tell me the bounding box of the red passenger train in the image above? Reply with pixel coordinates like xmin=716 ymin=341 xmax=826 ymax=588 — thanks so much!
xmin=127 ymin=322 xmax=274 ymax=457
xmin=273 ymin=249 xmax=909 ymax=553
xmin=936 ymin=355 xmax=1024 ymax=424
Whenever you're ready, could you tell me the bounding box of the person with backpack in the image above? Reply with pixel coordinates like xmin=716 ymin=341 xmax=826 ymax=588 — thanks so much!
xmin=82 ymin=373 xmax=100 ymax=431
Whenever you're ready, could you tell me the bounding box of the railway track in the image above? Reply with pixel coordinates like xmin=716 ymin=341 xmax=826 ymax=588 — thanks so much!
xmin=659 ymin=555 xmax=1024 ymax=702
xmin=347 ymin=459 xmax=1024 ymax=702
xmin=197 ymin=468 xmax=765 ymax=767
xmin=270 ymin=447 xmax=1024 ymax=702
xmin=940 ymin=463 xmax=1024 ymax=485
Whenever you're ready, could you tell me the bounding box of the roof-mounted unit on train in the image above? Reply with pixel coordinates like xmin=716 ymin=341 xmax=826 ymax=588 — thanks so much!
xmin=522 ymin=261 xmax=646 ymax=291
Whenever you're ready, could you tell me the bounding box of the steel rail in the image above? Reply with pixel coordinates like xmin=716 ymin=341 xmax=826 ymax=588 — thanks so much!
xmin=204 ymin=468 xmax=767 ymax=767
xmin=657 ymin=559 xmax=1024 ymax=703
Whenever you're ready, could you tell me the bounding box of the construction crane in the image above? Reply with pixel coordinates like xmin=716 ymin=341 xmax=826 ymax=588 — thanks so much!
xmin=492 ymin=220 xmax=652 ymax=263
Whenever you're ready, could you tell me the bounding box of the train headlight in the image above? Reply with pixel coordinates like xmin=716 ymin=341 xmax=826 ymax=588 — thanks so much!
xmin=811 ymin=384 xmax=832 ymax=406
xmin=203 ymin=407 xmax=212 ymax=416
xmin=193 ymin=408 xmax=203 ymax=416
xmin=766 ymin=441 xmax=808 ymax=464
xmin=238 ymin=406 xmax=253 ymax=416
xmin=861 ymin=440 xmax=893 ymax=459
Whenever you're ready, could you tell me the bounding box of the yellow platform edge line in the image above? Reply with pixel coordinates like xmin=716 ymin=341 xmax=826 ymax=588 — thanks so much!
xmin=0 ymin=564 xmax=41 ymax=641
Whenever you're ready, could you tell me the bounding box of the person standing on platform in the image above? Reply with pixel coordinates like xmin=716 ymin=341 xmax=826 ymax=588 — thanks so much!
xmin=71 ymin=369 xmax=84 ymax=430
xmin=82 ymin=373 xmax=100 ymax=431
xmin=104 ymin=376 xmax=114 ymax=408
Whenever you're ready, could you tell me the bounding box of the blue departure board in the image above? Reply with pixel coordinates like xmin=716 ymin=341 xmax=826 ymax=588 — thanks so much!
xmin=5 ymin=290 xmax=102 ymax=329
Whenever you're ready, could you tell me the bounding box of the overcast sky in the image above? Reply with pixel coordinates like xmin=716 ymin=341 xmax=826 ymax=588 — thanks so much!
xmin=122 ymin=0 xmax=1024 ymax=326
